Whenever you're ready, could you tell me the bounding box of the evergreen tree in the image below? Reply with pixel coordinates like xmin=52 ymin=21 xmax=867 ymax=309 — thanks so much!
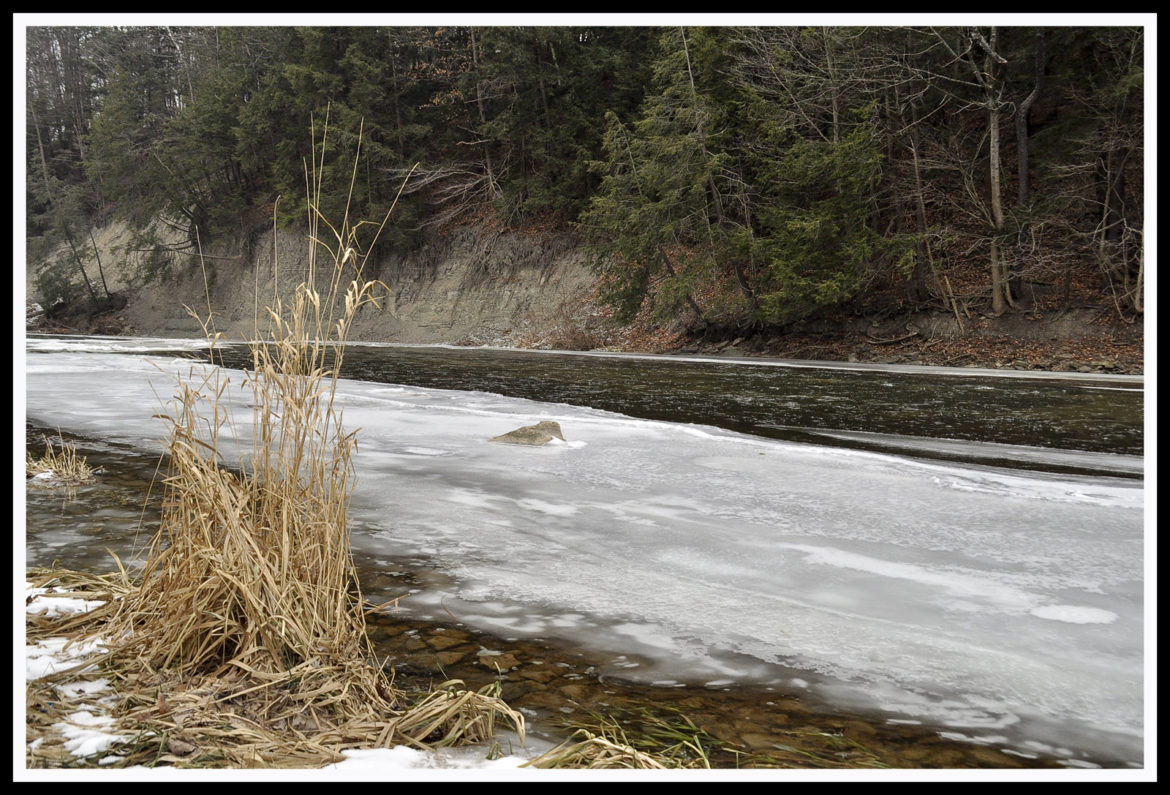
xmin=582 ymin=28 xmax=753 ymax=325
xmin=23 ymin=23 xmax=1145 ymax=325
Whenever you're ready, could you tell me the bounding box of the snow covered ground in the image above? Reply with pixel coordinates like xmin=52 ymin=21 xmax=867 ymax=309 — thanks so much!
xmin=20 ymin=582 xmax=542 ymax=778
xmin=21 ymin=338 xmax=1150 ymax=773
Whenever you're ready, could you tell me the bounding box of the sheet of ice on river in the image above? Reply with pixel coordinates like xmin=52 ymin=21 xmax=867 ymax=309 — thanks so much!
xmin=25 ymin=335 xmax=213 ymax=354
xmin=24 ymin=351 xmax=1146 ymax=767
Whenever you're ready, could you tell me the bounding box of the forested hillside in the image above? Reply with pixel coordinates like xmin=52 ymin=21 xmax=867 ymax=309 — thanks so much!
xmin=25 ymin=25 xmax=1145 ymax=336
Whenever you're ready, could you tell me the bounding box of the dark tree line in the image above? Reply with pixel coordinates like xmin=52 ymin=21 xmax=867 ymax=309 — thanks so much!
xmin=25 ymin=24 xmax=1144 ymax=328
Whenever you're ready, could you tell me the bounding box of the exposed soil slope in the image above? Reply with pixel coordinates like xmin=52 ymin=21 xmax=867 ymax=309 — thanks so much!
xmin=26 ymin=219 xmax=1145 ymax=375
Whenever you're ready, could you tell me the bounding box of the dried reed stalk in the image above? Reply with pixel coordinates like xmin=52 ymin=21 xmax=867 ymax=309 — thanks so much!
xmin=25 ymin=118 xmax=523 ymax=768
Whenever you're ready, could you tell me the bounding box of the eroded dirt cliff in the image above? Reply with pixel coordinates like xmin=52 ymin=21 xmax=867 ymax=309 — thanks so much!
xmin=26 ymin=218 xmax=1145 ymax=375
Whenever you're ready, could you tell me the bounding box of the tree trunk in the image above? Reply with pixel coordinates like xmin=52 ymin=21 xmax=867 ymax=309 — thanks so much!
xmin=1012 ymin=31 xmax=1044 ymax=305
xmin=1096 ymin=147 xmax=1132 ymax=305
xmin=910 ymin=124 xmax=953 ymax=321
xmin=658 ymin=245 xmax=704 ymax=321
xmin=468 ymin=29 xmax=499 ymax=201
xmin=90 ymin=230 xmax=112 ymax=299
xmin=1132 ymin=241 xmax=1144 ymax=313
xmin=989 ymin=98 xmax=1007 ymax=316
xmin=824 ymin=27 xmax=840 ymax=144
xmin=389 ymin=52 xmax=404 ymax=160
xmin=680 ymin=29 xmax=756 ymax=308
xmin=974 ymin=27 xmax=1011 ymax=315
xmin=62 ymin=222 xmax=99 ymax=305
xmin=1015 ymin=33 xmax=1044 ymax=209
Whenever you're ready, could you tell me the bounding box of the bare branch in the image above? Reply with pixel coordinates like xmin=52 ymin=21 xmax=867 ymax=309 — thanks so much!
xmin=969 ymin=28 xmax=1008 ymax=65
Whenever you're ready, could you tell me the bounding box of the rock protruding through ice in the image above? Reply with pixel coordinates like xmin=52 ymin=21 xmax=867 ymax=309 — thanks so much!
xmin=489 ymin=420 xmax=566 ymax=446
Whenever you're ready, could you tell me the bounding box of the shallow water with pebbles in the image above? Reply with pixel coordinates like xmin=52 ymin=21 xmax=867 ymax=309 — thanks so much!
xmin=24 ymin=425 xmax=1090 ymax=770
xmin=363 ymin=583 xmax=1064 ymax=769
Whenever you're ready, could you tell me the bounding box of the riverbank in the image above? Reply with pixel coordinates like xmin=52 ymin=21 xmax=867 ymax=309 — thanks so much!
xmin=672 ymin=323 xmax=1146 ymax=376
xmin=579 ymin=302 xmax=1146 ymax=376
xmin=24 ymin=218 xmax=1145 ymax=377
xmin=27 ymin=301 xmax=1146 ymax=377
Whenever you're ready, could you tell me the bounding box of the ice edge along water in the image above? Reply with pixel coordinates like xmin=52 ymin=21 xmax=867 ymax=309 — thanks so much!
xmin=21 ymin=340 xmax=1145 ymax=768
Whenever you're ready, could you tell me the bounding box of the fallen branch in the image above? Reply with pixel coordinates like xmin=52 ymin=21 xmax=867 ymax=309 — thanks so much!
xmin=866 ymin=328 xmax=920 ymax=345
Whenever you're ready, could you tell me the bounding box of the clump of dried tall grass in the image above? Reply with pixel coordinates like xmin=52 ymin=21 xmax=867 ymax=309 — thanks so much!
xmin=525 ymin=728 xmax=671 ymax=770
xmin=524 ymin=709 xmax=705 ymax=770
xmin=523 ymin=704 xmax=890 ymax=770
xmin=26 ymin=120 xmax=522 ymax=768
xmin=26 ymin=433 xmax=95 ymax=485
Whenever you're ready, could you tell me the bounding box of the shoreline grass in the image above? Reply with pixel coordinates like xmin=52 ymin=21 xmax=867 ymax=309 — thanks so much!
xmin=23 ymin=119 xmax=524 ymax=769
xmin=26 ymin=433 xmax=96 ymax=486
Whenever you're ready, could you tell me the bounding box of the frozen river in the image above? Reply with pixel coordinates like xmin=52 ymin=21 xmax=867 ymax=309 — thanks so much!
xmin=21 ymin=336 xmax=1148 ymax=768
